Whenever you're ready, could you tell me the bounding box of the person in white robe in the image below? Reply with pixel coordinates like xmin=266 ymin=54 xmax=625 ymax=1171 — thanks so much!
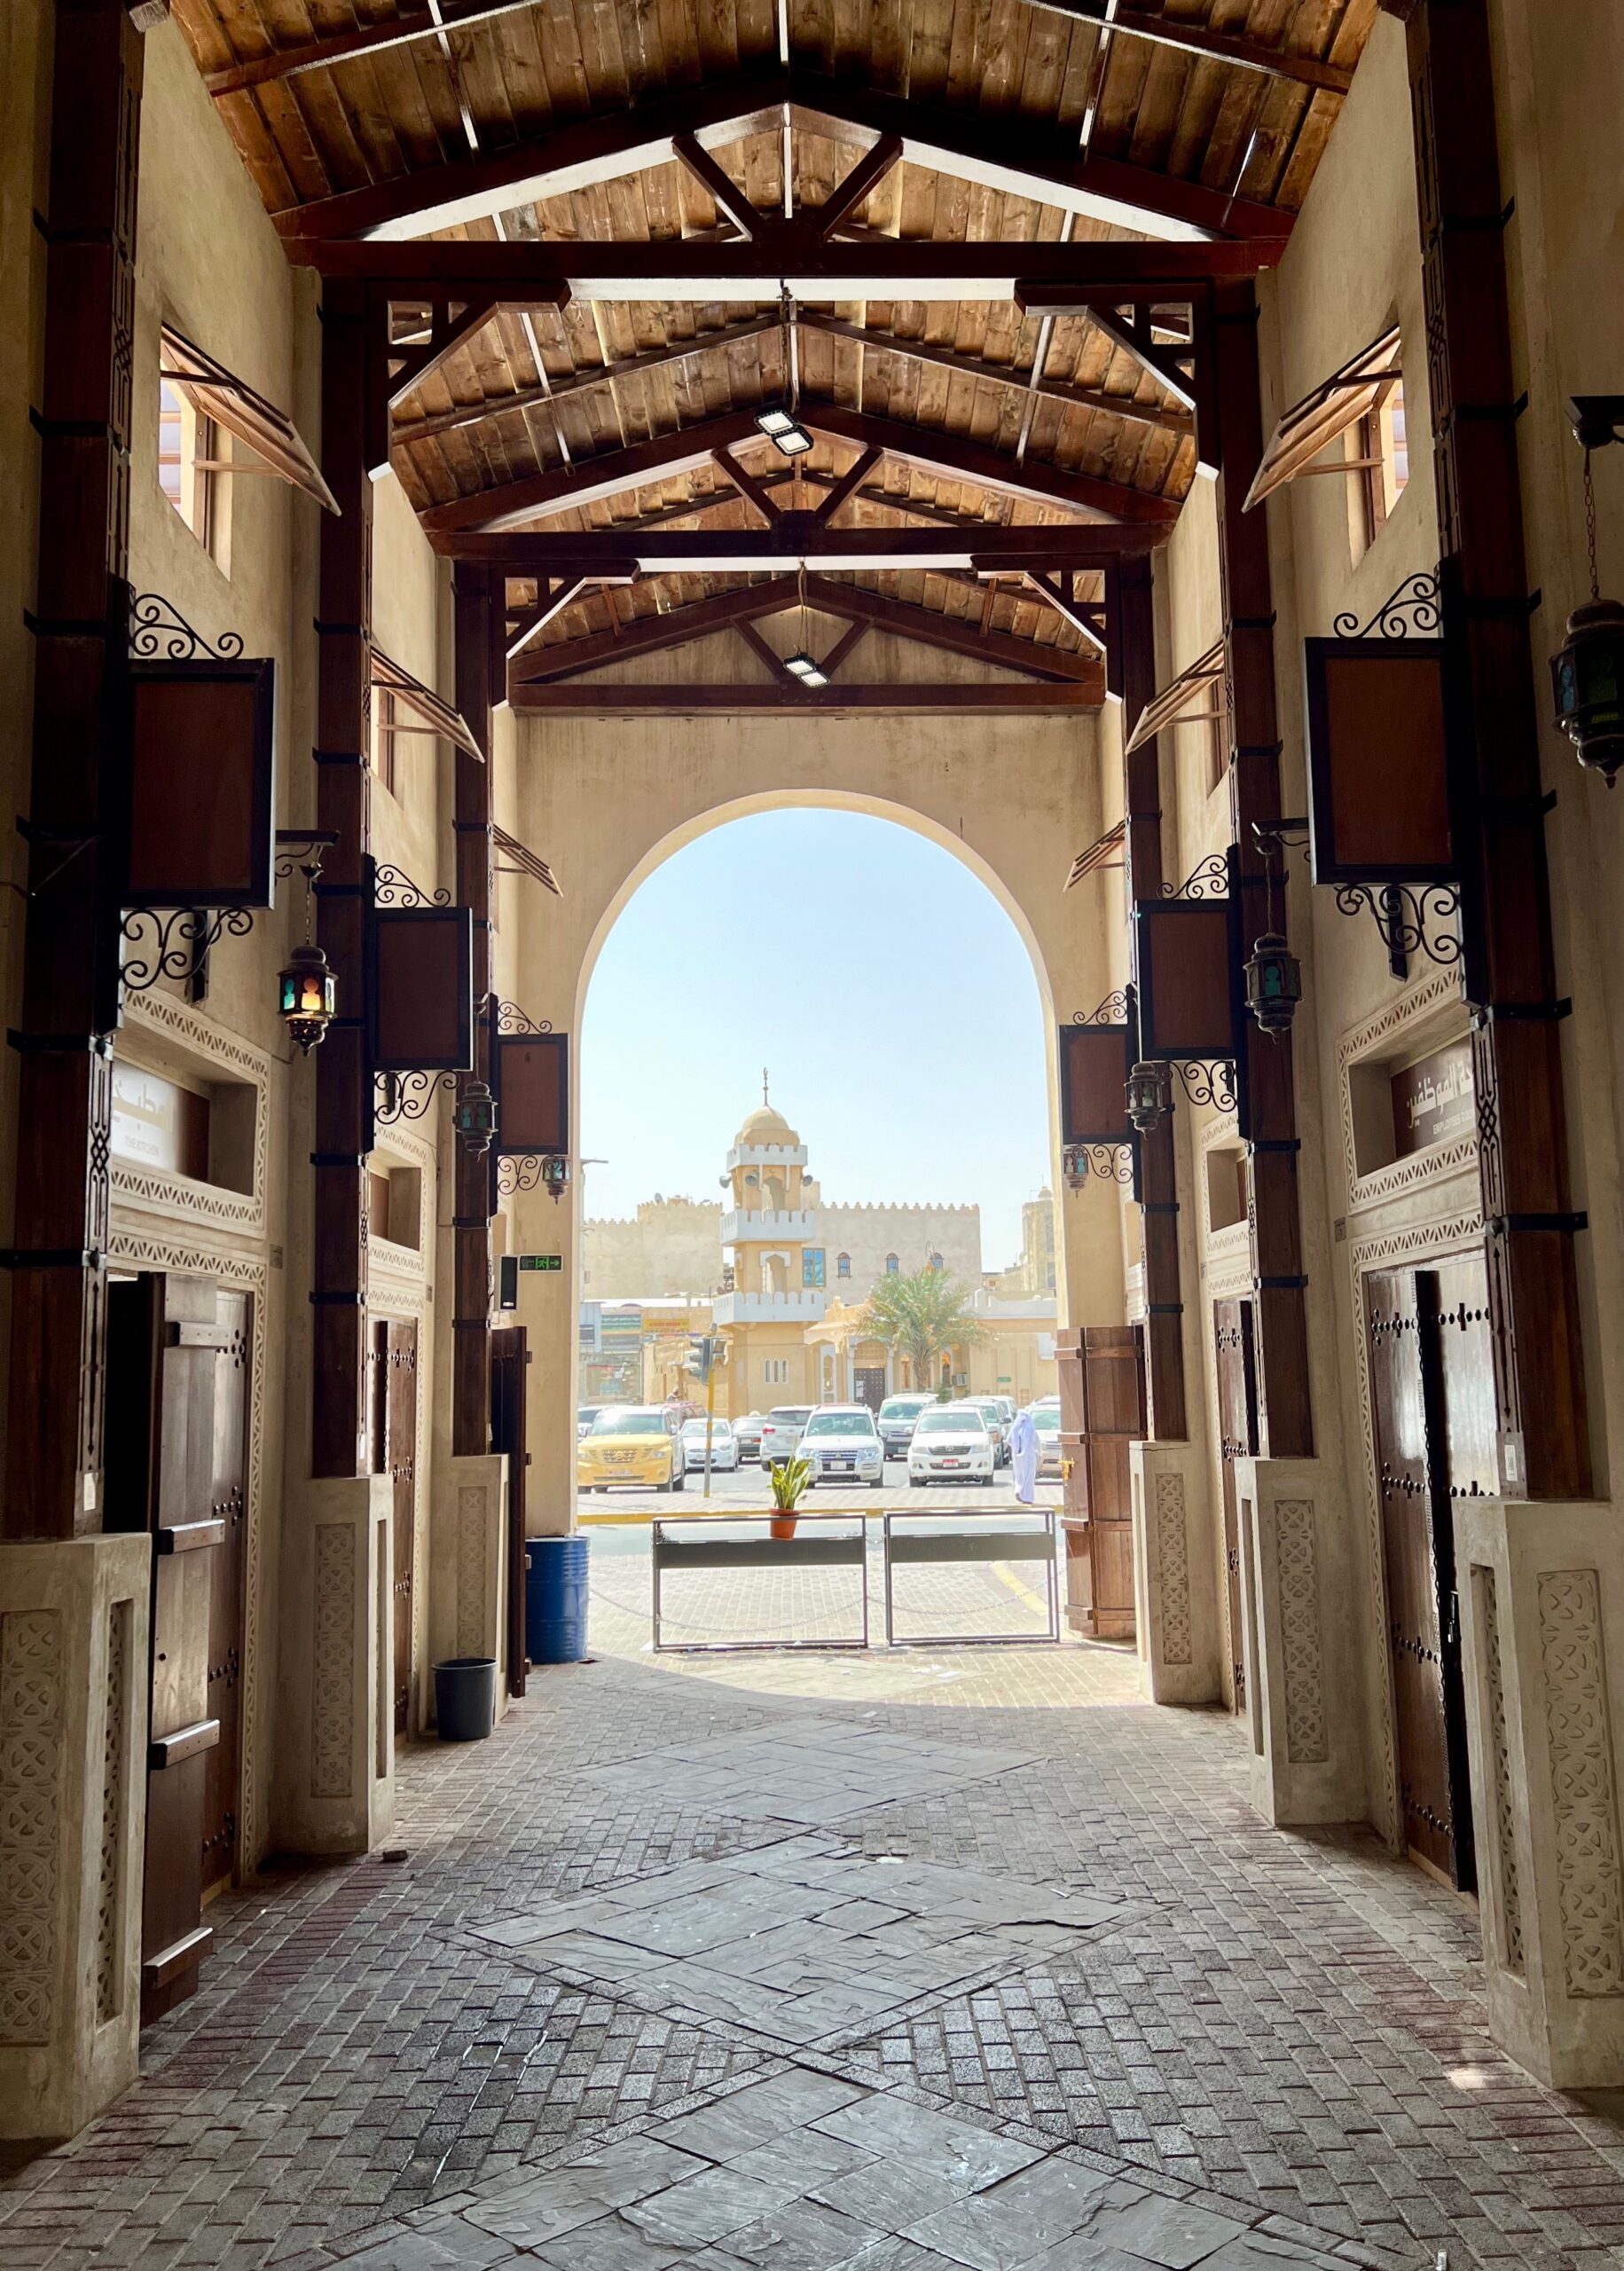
xmin=1008 ymin=1406 xmax=1038 ymax=1505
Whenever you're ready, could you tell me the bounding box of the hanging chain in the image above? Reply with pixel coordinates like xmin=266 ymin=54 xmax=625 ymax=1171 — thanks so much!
xmin=797 ymin=557 xmax=809 ymax=648
xmin=1584 ymin=447 xmax=1600 ymax=602
xmin=778 ymin=283 xmax=796 ymax=409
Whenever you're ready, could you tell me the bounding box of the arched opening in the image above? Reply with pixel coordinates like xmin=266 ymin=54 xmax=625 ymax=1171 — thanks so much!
xmin=574 ymin=805 xmax=1060 ymax=1510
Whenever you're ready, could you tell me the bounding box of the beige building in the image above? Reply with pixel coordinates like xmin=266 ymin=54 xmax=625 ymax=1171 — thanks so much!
xmin=992 ymin=1189 xmax=1058 ymax=1297
xmin=582 ymin=1196 xmax=723 ymax=1301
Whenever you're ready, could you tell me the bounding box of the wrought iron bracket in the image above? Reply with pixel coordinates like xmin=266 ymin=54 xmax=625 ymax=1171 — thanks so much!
xmin=1250 ymin=816 xmax=1310 ymax=867
xmin=375 ymin=1069 xmax=455 ymax=1127
xmin=1062 ymin=1141 xmax=1134 ymax=1188
xmin=373 ymin=862 xmax=451 ymax=910
xmin=1163 ymin=852 xmax=1231 ymax=901
xmin=275 ymin=829 xmax=338 ymax=885
xmin=1567 ymin=397 xmax=1624 ymax=451
xmin=119 ymin=905 xmax=254 ymax=993
xmin=494 ymin=1000 xmax=554 ymax=1037
xmin=1333 ymin=881 xmax=1463 ymax=978
xmin=1172 ymin=1058 xmax=1238 ymax=1115
xmin=129 ymin=592 xmax=244 ymax=661
xmin=497 ymin=1152 xmax=552 ymax=1197
xmin=1071 ymin=991 xmax=1129 ymax=1026
xmin=1333 ymin=570 xmax=1441 ymax=641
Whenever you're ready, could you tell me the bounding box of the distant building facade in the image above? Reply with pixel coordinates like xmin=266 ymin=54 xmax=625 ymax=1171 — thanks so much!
xmin=581 ymin=1195 xmax=723 ymax=1300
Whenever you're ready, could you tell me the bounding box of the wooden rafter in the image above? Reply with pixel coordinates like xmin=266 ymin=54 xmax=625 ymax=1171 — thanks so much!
xmin=509 ymin=682 xmax=1101 ymax=711
xmin=269 ymin=69 xmax=1293 ymax=250
xmin=420 ymin=402 xmax=1178 ymax=538
xmin=282 ymin=234 xmax=1269 ymax=305
xmin=509 ymin=578 xmax=802 ymax=682
xmin=807 ymin=580 xmax=1103 ymax=683
xmin=441 ymin=523 xmax=1163 ymax=570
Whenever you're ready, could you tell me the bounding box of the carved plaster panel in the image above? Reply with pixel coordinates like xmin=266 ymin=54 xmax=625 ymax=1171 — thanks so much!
xmin=1538 ymin=1568 xmax=1624 ymax=1998
xmin=0 ymin=1609 xmax=64 ymax=2045
xmin=1335 ymin=966 xmax=1475 ymax=1217
xmin=1473 ymin=1564 xmax=1525 ymax=1977
xmin=1276 ymin=1499 xmax=1328 ymax=1765
xmin=96 ymin=1599 xmax=132 ymax=2024
xmin=311 ymin=1525 xmax=357 ymax=1803
xmin=113 ymin=991 xmax=272 ymax=1240
xmin=1155 ymin=1473 xmax=1193 ymax=1667
xmin=457 ymin=1485 xmax=490 ymax=1657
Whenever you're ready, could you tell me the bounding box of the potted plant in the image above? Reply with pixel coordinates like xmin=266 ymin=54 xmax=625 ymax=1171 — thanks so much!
xmin=769 ymin=1453 xmax=812 ymax=1541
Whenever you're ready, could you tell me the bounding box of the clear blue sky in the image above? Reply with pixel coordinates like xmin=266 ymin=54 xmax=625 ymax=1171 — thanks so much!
xmin=580 ymin=810 xmax=1051 ymax=1269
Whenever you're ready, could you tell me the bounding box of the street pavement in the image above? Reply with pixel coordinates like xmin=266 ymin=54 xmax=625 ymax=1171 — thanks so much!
xmin=578 ymin=1451 xmax=1060 ymax=1520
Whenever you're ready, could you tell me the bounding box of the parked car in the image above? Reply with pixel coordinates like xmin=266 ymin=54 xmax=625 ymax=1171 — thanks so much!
xmin=733 ymin=1411 xmax=767 ymax=1462
xmin=907 ymin=1403 xmax=995 ymax=1487
xmin=968 ymin=1397 xmax=1012 ymax=1466
xmin=680 ymin=1414 xmax=739 ymax=1473
xmin=760 ymin=1405 xmax=815 ymax=1465
xmin=577 ymin=1404 xmax=687 ymax=1493
xmin=798 ymin=1404 xmax=884 ymax=1489
xmin=577 ymin=1405 xmax=607 ymax=1440
xmin=876 ymin=1392 xmax=936 ymax=1462
xmin=1028 ymin=1403 xmax=1063 ymax=1481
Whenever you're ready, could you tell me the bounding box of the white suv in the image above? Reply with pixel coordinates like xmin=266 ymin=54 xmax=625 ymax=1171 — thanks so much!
xmin=799 ymin=1404 xmax=883 ymax=1489
xmin=760 ymin=1406 xmax=815 ymax=1465
xmin=907 ymin=1403 xmax=995 ymax=1487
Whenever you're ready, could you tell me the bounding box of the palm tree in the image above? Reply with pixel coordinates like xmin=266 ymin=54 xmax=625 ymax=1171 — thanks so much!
xmin=859 ymin=1266 xmax=984 ymax=1395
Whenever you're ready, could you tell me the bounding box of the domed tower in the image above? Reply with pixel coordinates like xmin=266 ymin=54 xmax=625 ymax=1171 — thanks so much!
xmin=714 ymin=1078 xmax=825 ymax=1410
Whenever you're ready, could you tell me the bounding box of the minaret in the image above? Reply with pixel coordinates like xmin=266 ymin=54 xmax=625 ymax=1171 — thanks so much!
xmin=713 ymin=1093 xmax=826 ymax=1403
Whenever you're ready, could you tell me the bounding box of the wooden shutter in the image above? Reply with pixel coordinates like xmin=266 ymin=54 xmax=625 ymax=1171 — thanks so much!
xmin=1243 ymin=324 xmax=1403 ymax=510
xmin=125 ymin=659 xmax=277 ymax=908
xmin=161 ymin=325 xmax=340 ymax=512
xmin=371 ymin=646 xmax=485 ymax=761
xmin=370 ymin=906 xmax=475 ymax=1072
xmin=1304 ymin=638 xmax=1455 ymax=884
xmin=1124 ymin=640 xmax=1226 ymax=754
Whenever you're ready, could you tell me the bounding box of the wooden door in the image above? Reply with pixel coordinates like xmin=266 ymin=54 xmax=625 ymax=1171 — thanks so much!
xmin=1212 ymin=1299 xmax=1259 ymax=1712
xmin=490 ymin=1326 xmax=529 ymax=1698
xmin=1057 ymin=1326 xmax=1144 ymax=1640
xmin=373 ymin=1319 xmax=418 ymax=1735
xmin=104 ymin=1273 xmax=235 ymax=2024
xmin=202 ymin=1292 xmax=249 ymax=1896
xmin=1365 ymin=1266 xmax=1476 ymax=1890
xmin=853 ymin=1366 xmax=886 ymax=1413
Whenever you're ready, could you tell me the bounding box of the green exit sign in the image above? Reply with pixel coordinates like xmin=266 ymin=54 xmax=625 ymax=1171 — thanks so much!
xmin=520 ymin=1253 xmax=562 ymax=1272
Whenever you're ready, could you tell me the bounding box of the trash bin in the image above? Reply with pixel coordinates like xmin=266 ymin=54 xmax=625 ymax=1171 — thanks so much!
xmin=525 ymin=1535 xmax=590 ymax=1664
xmin=434 ymin=1655 xmax=497 ymax=1741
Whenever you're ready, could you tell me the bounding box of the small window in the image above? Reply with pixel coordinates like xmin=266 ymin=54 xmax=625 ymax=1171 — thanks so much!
xmin=803 ymin=1249 xmax=825 ymax=1288
xmin=884 ymin=1253 xmax=899 ymax=1275
xmin=158 ymin=377 xmax=218 ymax=554
xmin=1205 ymin=667 xmax=1231 ymax=797
xmin=836 ymin=1253 xmax=851 ymax=1278
xmin=371 ymin=688 xmax=397 ymax=798
xmin=1353 ymin=380 xmax=1408 ymax=554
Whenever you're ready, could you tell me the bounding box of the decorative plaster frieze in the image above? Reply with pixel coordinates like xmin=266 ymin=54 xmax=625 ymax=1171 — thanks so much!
xmin=0 ymin=1609 xmax=64 ymax=2045
xmin=114 ymin=991 xmax=274 ymax=1241
xmin=1336 ymin=966 xmax=1473 ymax=1211
xmin=1538 ymin=1568 xmax=1624 ymax=1998
xmin=1275 ymin=1499 xmax=1328 ymax=1765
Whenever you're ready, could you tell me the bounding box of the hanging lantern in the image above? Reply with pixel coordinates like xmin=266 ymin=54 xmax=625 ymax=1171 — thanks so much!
xmin=1244 ymin=931 xmax=1302 ymax=1036
xmin=1551 ymin=598 xmax=1624 ymax=785
xmin=454 ymin=1078 xmax=498 ymax=1155
xmin=541 ymin=1152 xmax=571 ymax=1201
xmin=1126 ymin=1059 xmax=1169 ymax=1133
xmin=1061 ymin=1143 xmax=1087 ymax=1191
xmin=279 ymin=941 xmax=334 ymax=1053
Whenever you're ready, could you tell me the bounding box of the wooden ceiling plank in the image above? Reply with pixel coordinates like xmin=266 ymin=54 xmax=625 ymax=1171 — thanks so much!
xmin=1018 ymin=0 xmax=1352 ymax=94
xmin=270 ymin=64 xmax=1293 ymax=246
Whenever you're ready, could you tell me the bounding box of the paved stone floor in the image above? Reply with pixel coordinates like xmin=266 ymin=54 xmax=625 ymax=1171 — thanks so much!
xmin=6 ymin=1536 xmax=1624 ymax=2270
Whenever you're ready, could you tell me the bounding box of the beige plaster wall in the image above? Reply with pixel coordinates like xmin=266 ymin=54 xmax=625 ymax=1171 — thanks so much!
xmin=503 ymin=710 xmax=1124 ymax=1531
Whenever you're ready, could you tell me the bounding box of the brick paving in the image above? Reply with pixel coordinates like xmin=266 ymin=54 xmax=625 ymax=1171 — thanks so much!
xmin=4 ymin=1544 xmax=1624 ymax=2270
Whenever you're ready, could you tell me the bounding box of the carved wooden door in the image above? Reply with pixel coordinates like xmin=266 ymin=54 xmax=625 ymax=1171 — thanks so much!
xmin=1212 ymin=1298 xmax=1258 ymax=1712
xmin=1365 ymin=1266 xmax=1476 ymax=1890
xmin=201 ymin=1292 xmax=249 ymax=1896
xmin=373 ymin=1319 xmax=418 ymax=1735
xmin=853 ymin=1366 xmax=886 ymax=1414
xmin=490 ymin=1326 xmax=529 ymax=1698
xmin=104 ymin=1272 xmax=235 ymax=2023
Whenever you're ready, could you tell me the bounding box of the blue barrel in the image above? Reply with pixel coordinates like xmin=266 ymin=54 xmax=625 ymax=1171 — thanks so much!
xmin=525 ymin=1536 xmax=591 ymax=1663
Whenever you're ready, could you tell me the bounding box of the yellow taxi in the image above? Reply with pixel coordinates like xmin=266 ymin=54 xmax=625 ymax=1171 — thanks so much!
xmin=577 ymin=1403 xmax=688 ymax=1494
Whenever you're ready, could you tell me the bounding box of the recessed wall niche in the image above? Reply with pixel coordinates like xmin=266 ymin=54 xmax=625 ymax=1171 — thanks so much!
xmin=1205 ymin=1144 xmax=1250 ymax=1234
xmin=110 ymin=1053 xmax=255 ymax=1194
xmin=1347 ymin=1027 xmax=1474 ymax=1183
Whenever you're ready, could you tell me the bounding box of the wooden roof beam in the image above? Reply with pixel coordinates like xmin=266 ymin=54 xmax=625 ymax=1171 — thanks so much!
xmin=806 ymin=579 xmax=1103 ymax=683
xmin=444 ymin=523 xmax=1162 ymax=570
xmin=510 ymin=577 xmax=802 ymax=682
xmin=420 ymin=402 xmax=1178 ymax=538
xmin=271 ymin=67 xmax=1291 ymax=251
xmin=510 ymin=682 xmax=1102 ymax=711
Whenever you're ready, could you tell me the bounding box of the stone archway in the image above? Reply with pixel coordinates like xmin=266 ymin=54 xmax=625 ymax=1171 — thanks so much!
xmin=499 ymin=712 xmax=1126 ymax=1526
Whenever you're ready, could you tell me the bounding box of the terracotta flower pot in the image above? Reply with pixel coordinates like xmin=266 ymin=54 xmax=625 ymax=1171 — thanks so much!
xmin=769 ymin=1514 xmax=798 ymax=1541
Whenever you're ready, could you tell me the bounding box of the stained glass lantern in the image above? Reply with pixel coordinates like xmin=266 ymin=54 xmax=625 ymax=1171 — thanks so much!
xmin=1551 ymin=598 xmax=1624 ymax=785
xmin=279 ymin=942 xmax=334 ymax=1053
xmin=1244 ymin=931 xmax=1302 ymax=1036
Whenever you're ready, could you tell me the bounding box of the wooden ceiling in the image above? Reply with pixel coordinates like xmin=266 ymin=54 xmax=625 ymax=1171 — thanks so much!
xmin=174 ymin=0 xmax=1378 ymax=697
